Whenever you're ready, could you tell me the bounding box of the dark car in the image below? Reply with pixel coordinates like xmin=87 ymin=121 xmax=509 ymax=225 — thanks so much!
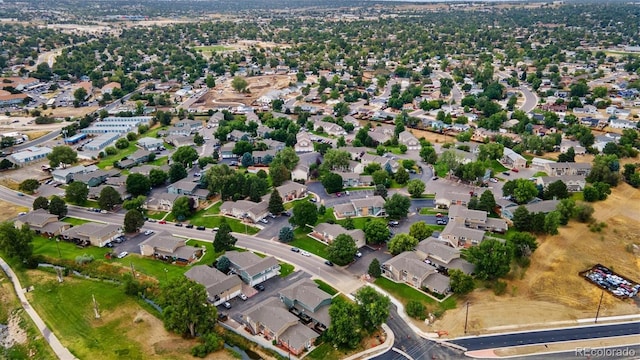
xmin=388 ymin=220 xmax=399 ymax=227
xmin=185 ymin=224 xmax=194 ymax=229
xmin=291 ymin=247 xmax=300 ymax=253
xmin=253 ymin=284 xmax=265 ymax=291
xmin=196 ymin=226 xmax=206 ymax=231
xmin=175 ymin=223 xmax=183 ymax=227
xmin=502 ymin=172 xmax=511 ymax=176
xmin=217 ymin=313 xmax=228 ymax=322
xmin=324 ymin=260 xmax=334 ymax=267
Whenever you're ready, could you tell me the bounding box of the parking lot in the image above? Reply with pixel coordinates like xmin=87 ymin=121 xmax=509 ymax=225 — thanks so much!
xmin=345 ymin=245 xmax=392 ymax=276
xmin=255 ymin=214 xmax=292 ymax=240
xmin=112 ymin=231 xmax=150 ymax=255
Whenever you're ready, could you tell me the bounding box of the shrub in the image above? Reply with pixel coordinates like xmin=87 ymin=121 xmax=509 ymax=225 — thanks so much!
xmin=406 ymin=300 xmax=426 ymax=320
xmin=493 ymin=280 xmax=507 ymax=296
xmin=75 ymin=254 xmax=94 ymax=265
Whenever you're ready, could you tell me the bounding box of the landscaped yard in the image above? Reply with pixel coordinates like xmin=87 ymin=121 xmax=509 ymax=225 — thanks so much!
xmin=187 ymin=213 xmax=259 ymax=234
xmin=336 ymin=216 xmax=373 ymax=230
xmin=283 ymin=195 xmax=313 ymax=210
xmin=532 ymin=171 xmax=548 ymax=177
xmin=62 ymin=217 xmax=91 ymax=226
xmin=96 ymin=142 xmax=139 ymax=169
xmin=313 ymin=279 xmax=338 ymax=295
xmin=290 ymin=228 xmax=329 ymax=258
xmin=374 ymin=277 xmax=456 ymax=312
xmin=570 ymin=192 xmax=584 ymax=201
xmin=279 ymin=263 xmax=294 ymax=278
xmin=146 ymin=211 xmax=168 ymax=220
xmin=148 ymin=156 xmax=168 ymax=166
xmin=490 ymin=160 xmax=509 ymax=173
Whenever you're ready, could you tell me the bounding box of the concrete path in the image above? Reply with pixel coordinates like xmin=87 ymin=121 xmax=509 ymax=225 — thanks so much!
xmin=0 ymin=257 xmax=77 ymax=360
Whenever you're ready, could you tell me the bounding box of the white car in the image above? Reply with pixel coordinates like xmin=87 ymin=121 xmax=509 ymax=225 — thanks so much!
xmin=300 ymin=251 xmax=311 ymax=257
xmin=239 ymin=293 xmax=248 ymax=301
xmin=144 ymin=230 xmax=154 ymax=235
xmin=260 ymin=218 xmax=268 ymax=224
xmin=117 ymin=251 xmax=129 ymax=259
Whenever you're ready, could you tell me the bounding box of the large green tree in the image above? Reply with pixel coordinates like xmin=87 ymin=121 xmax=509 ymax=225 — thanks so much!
xmin=32 ymin=196 xmax=49 ymax=210
xmin=384 ymin=193 xmax=411 ymax=219
xmin=159 ymin=278 xmax=217 ymax=338
xmin=124 ymin=209 xmax=145 ymax=233
xmin=328 ymin=234 xmax=358 ymax=266
xmin=407 ymin=179 xmax=425 ymax=197
xmin=449 ymin=269 xmax=475 ymax=295
xmin=269 ymin=162 xmax=290 ymax=187
xmin=463 ymin=239 xmax=513 ymax=280
xmin=544 ymin=180 xmax=569 ymax=200
xmin=289 ymin=201 xmax=318 ymax=228
xmin=47 ymin=146 xmax=77 ymax=168
xmin=321 ymin=149 xmax=350 ymax=172
xmin=213 ymin=219 xmax=237 ymax=252
xmin=327 ymin=297 xmax=362 ymax=349
xmin=172 ymin=146 xmax=199 ymax=167
xmin=409 ymin=221 xmax=433 ymax=241
xmin=388 ymin=233 xmax=418 ymax=255
xmin=508 ymin=231 xmax=538 ymax=258
xmin=65 ymin=181 xmax=88 ymax=205
xmin=268 ymin=189 xmax=284 ymax=215
xmin=368 ymin=258 xmax=381 ymax=278
xmin=172 ymin=196 xmax=195 ymax=221
xmin=149 ymin=168 xmax=168 ymax=187
xmin=169 ymin=163 xmax=188 ymax=183
xmin=48 ymin=196 xmax=67 ymax=218
xmin=272 ymin=147 xmax=299 ymax=171
xmin=363 ymin=219 xmax=390 ymax=245
xmin=322 ymin=172 xmax=344 ymax=194
xmin=0 ymin=222 xmax=33 ymax=262
xmin=354 ymin=286 xmax=390 ymax=333
xmin=123 ymin=195 xmax=146 ymax=212
xmin=503 ymin=179 xmax=538 ymax=204
xmin=478 ymin=190 xmax=496 ymax=213
xmin=19 ymin=179 xmax=40 ymax=193
xmin=231 ymin=76 xmax=248 ymax=93
xmin=126 ymin=173 xmax=151 ymax=197
xmin=98 ymin=186 xmax=122 ymax=210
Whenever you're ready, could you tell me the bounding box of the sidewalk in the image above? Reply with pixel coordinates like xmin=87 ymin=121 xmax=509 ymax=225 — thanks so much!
xmin=0 ymin=257 xmax=77 ymax=360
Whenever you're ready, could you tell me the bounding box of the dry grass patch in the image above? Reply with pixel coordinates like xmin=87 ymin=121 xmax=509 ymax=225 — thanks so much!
xmin=0 ymin=199 xmax=28 ymax=221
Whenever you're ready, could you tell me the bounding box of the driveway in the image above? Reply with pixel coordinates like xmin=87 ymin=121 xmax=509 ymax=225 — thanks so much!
xmin=256 ymin=214 xmax=292 ymax=240
xmin=113 ymin=231 xmax=149 ymax=255
xmin=345 ymin=245 xmax=392 ymax=276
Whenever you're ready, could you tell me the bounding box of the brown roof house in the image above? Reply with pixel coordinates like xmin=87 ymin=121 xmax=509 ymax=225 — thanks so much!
xmin=333 ymin=196 xmax=386 ymax=218
xmin=398 ymin=130 xmax=420 ymax=151
xmin=279 ymin=278 xmax=332 ymax=333
xmin=310 ymin=223 xmax=366 ymax=248
xmin=439 ymin=219 xmax=486 ymax=249
xmin=224 ymin=251 xmax=280 ymax=286
xmin=448 ymin=205 xmax=508 ymax=233
xmin=15 ymin=209 xmax=70 ymax=237
xmin=139 ymin=232 xmax=202 ymax=263
xmin=220 ymin=200 xmax=269 ymax=223
xmin=242 ymin=297 xmax=319 ymax=356
xmin=415 ymin=238 xmax=475 ymax=275
xmin=185 ymin=265 xmax=242 ymax=306
xmin=381 ymin=251 xmax=451 ymax=295
xmin=60 ymin=223 xmax=122 ymax=247
xmin=276 ymin=181 xmax=307 ymax=202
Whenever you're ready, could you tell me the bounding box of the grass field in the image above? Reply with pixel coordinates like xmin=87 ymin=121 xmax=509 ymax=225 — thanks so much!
xmin=490 ymin=160 xmax=509 ymax=173
xmin=336 ymin=216 xmax=373 ymax=230
xmin=313 ymin=279 xmax=338 ymax=295
xmin=96 ymin=142 xmax=139 ymax=169
xmin=290 ymin=228 xmax=329 ymax=258
xmin=147 ymin=157 xmax=168 ymax=166
xmin=279 ymin=263 xmax=295 ymax=278
xmin=0 ymin=199 xmax=28 ymax=222
xmin=187 ymin=213 xmax=259 ymax=235
xmin=374 ymin=277 xmax=456 ymax=311
xmin=194 ymin=45 xmax=233 ymax=52
xmin=532 ymin=171 xmax=548 ymax=177
xmin=62 ymin=217 xmax=91 ymax=226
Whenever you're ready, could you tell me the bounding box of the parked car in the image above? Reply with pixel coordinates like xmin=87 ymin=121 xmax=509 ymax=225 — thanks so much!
xmin=309 ymin=197 xmax=317 ymax=203
xmin=253 ymin=284 xmax=265 ymax=292
xmin=502 ymin=172 xmax=511 ymax=176
xmin=432 ymin=176 xmax=438 ymax=181
xmin=217 ymin=313 xmax=228 ymax=321
xmin=336 ymin=192 xmax=342 ymax=197
xmin=259 ymin=218 xmax=268 ymax=224
xmin=268 ymin=213 xmax=276 ymax=219
xmin=436 ymin=213 xmax=443 ymax=218
xmin=489 ymin=178 xmax=498 ymax=183
xmin=388 ymin=220 xmax=399 ymax=227
xmin=185 ymin=224 xmax=194 ymax=228
xmin=324 ymin=260 xmax=334 ymax=267
xmin=175 ymin=223 xmax=183 ymax=227
xmin=223 ymin=302 xmax=232 ymax=309
xmin=511 ymin=168 xmax=519 ymax=173
xmin=100 ymin=210 xmax=108 ymax=214
xmin=355 ymin=251 xmax=362 ymax=258
xmin=291 ymin=247 xmax=300 ymax=253
xmin=300 ymin=250 xmax=311 ymax=257
xmin=239 ymin=293 xmax=248 ymax=301
xmin=144 ymin=230 xmax=154 ymax=235
xmin=212 ymin=227 xmax=219 ymax=232
xmin=197 ymin=226 xmax=206 ymax=231
xmin=159 ymin=220 xmax=167 ymax=224
xmin=117 ymin=251 xmax=128 ymax=259
xmin=282 ymin=211 xmax=291 ymax=217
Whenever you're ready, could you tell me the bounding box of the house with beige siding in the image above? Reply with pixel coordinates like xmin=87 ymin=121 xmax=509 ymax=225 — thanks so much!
xmin=185 ymin=265 xmax=242 ymax=306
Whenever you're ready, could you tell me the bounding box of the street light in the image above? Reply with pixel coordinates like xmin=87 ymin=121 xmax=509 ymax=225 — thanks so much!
xmin=163 ymin=268 xmax=169 ymax=282
xmin=464 ymin=301 xmax=470 ymax=334
xmin=55 ymin=238 xmax=61 ymax=258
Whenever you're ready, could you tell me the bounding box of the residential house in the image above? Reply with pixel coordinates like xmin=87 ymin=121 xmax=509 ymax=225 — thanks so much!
xmin=435 ymin=192 xmax=471 ymax=209
xmin=8 ymin=146 xmax=52 ymax=167
xmin=537 ymin=175 xmax=586 ymax=192
xmin=101 ymin=82 xmax=120 ymax=95
xmin=335 ymin=172 xmax=372 ymax=188
xmin=52 ymin=165 xmax=88 ymax=184
xmin=72 ymin=169 xmax=114 ymax=187
xmin=139 ymin=232 xmax=202 ymax=263
xmin=358 ymin=154 xmax=399 ymax=173
xmin=439 ymin=219 xmax=486 ymax=249
xmin=209 ymin=112 xmax=225 ymax=125
xmin=276 ymin=181 xmax=307 ymax=202
xmin=260 ymin=139 xmax=285 ymax=151
xmin=166 ymin=126 xmax=192 ymax=137
xmin=559 ymin=140 xmax=586 ymax=155
xmin=14 ymin=209 xmax=69 ymax=236
xmin=531 ymin=157 xmax=557 ymax=171
xmin=398 ymin=130 xmax=420 ymax=151
xmin=252 ymin=149 xmax=277 ymax=165
xmin=544 ymin=162 xmax=592 ymax=176
xmin=279 ymin=278 xmax=332 ymax=332
xmin=314 ymin=120 xmax=346 ymax=136
xmin=60 ymin=223 xmax=121 ymax=247
xmin=500 ymin=199 xmax=561 ymax=220
xmin=381 ymin=251 xmax=450 ymax=294
xmin=220 ymin=200 xmax=269 ymax=223
xmin=144 ymin=193 xmax=199 ymax=212
xmin=242 ymin=297 xmax=318 ymax=356
xmin=224 ymin=251 xmax=280 ymax=286
xmin=137 ymin=137 xmax=164 ymax=151
xmin=369 ymin=126 xmax=393 ymax=144
xmin=256 ymin=124 xmax=271 ymax=138
xmin=165 ymin=135 xmax=195 ymax=147
xmin=609 ymin=118 xmax=637 ymax=129
xmin=339 ymin=146 xmax=368 ymax=160
xmin=167 ymin=180 xmax=208 ymax=200
xmin=88 ymin=184 xmax=128 ymax=201
xmin=310 ymin=223 xmax=366 ymax=248
xmin=291 ymin=164 xmax=310 ymax=182
xmin=450 ymin=149 xmax=478 ymax=165
xmin=448 ymin=205 xmax=508 ymax=233
xmin=220 ymin=142 xmax=236 ymax=159
xmin=295 ymin=132 xmax=314 ymax=153
xmin=333 ymin=196 xmax=386 ymax=218
xmin=129 ymin=164 xmax=170 ymax=176
xmin=228 ymin=130 xmax=250 ymax=142
xmin=175 ymin=119 xmax=203 ymax=133
xmin=185 ymin=265 xmax=242 ymax=306
xmin=501 ymin=147 xmax=527 ymax=169
xmin=415 ymin=238 xmax=475 ymax=275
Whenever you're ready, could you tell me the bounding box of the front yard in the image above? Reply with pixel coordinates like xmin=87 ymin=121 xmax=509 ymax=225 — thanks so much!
xmin=374 ymin=277 xmax=457 ymax=313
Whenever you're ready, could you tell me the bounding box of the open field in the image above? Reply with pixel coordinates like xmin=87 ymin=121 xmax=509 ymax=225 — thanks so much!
xmin=191 ymin=74 xmax=293 ymax=108
xmin=430 ymin=183 xmax=640 ymax=337
xmin=0 ymin=199 xmax=28 ymax=221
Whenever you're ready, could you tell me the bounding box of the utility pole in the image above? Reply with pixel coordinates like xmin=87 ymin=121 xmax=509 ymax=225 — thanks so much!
xmin=595 ymin=291 xmax=604 ymax=324
xmin=464 ymin=301 xmax=470 ymax=334
xmin=55 ymin=238 xmax=61 ymax=258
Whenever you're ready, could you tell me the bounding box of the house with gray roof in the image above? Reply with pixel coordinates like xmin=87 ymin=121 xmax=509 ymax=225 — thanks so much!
xmin=544 ymin=162 xmax=592 ymax=176
xmin=15 ymin=209 xmax=69 ymax=236
xmin=88 ymin=184 xmax=127 ymax=200
xmin=144 ymin=193 xmax=199 ymax=212
xmin=167 ymin=179 xmax=208 ymax=200
xmin=398 ymin=130 xmax=420 ymax=150
xmin=501 ymin=147 xmax=527 ymax=169
xmin=9 ymin=146 xmax=51 ymax=167
xmin=537 ymin=175 xmax=587 ymax=192
xmin=224 ymin=251 xmax=280 ymax=286
xmin=381 ymin=251 xmax=450 ymax=294
xmin=137 ymin=137 xmax=164 ymax=151
xmin=185 ymin=265 xmax=242 ymax=306
xmin=499 ymin=199 xmax=561 ymax=220
xmin=310 ymin=223 xmax=366 ymax=248
xmin=174 ymin=119 xmax=203 ymax=133
xmin=415 ymin=238 xmax=475 ymax=275
xmin=334 ymin=195 xmax=386 ymax=218
xmin=439 ymin=219 xmax=486 ymax=249
xmin=165 ymin=135 xmax=195 ymax=147
xmin=52 ymin=165 xmax=88 ymax=184
xmin=219 ymin=199 xmax=269 ymax=223
xmin=279 ymin=278 xmax=332 ymax=329
xmin=276 ymin=181 xmax=307 ymax=202
xmin=60 ymin=222 xmax=121 ymax=247
xmin=139 ymin=232 xmax=202 ymax=263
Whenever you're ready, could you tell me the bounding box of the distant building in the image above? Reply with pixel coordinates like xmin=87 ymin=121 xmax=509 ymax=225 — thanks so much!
xmin=9 ymin=146 xmax=52 ymax=166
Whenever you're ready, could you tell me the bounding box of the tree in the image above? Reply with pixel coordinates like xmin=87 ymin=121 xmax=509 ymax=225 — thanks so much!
xmin=478 ymin=143 xmax=504 ymax=161
xmin=512 ymin=206 xmax=531 ymax=231
xmin=268 ymin=189 xmax=284 ymax=215
xmin=327 ymin=297 xmax=362 ymax=349
xmin=449 ymin=269 xmax=475 ymax=295
xmin=409 ymin=221 xmax=433 ymax=241
xmin=384 ymin=193 xmax=411 ymax=219
xmin=583 ymin=186 xmax=600 ymax=202
xmin=149 ymin=168 xmax=168 ymax=187
xmin=322 ymin=172 xmax=343 ymax=194
xmin=478 ymin=190 xmax=496 ymax=213
xmin=115 ymin=138 xmax=129 ymax=149
xmin=123 ymin=195 xmax=146 ymax=212
xmin=272 ymin=147 xmax=299 ymax=171
xmin=394 ymin=167 xmax=409 ymax=184
xmin=19 ymin=179 xmax=40 ymax=193
xmin=543 ymin=211 xmax=561 ymax=235
xmin=278 ymin=226 xmax=294 ymax=243
xmin=168 ymin=163 xmax=188 ymax=183
xmin=48 ymin=196 xmax=67 ymax=218
xmin=213 ymin=219 xmax=237 ymax=252
xmin=191 ymin=332 xmax=224 ymax=358
xmin=124 ymin=209 xmax=145 ymax=233
xmin=0 ymin=222 xmax=33 ymax=263
xmin=73 ymin=87 xmax=87 ymax=103
xmin=231 ymin=76 xmax=248 ymax=93
xmin=354 ymin=286 xmax=390 ymax=333
xmin=575 ymin=203 xmax=594 ymax=223
xmin=194 ymin=132 xmax=205 ymax=146
xmin=406 ymin=300 xmax=426 ymax=320
xmin=172 ymin=146 xmax=199 ymax=167
xmin=363 ymin=219 xmax=390 ymax=245
xmin=289 ymin=201 xmax=318 ymax=228
xmin=374 ymin=183 xmax=388 ymax=198
xmin=98 ymin=186 xmax=122 ymax=210
xmin=33 ymin=196 xmax=49 ymax=210
xmin=216 ymin=256 xmax=230 ymax=272
xmin=407 ymin=179 xmax=425 ymax=197
xmin=328 ymin=234 xmax=358 ymax=266
xmin=556 ymin=198 xmax=576 ymax=225
xmin=508 ymin=232 xmax=538 ymax=258
xmin=159 ymin=278 xmax=217 ymax=338
xmin=65 ymin=181 xmax=88 ymax=205
xmin=126 ymin=173 xmax=151 ymax=197
xmin=172 ymin=196 xmax=195 ymax=221
xmin=388 ymin=233 xmax=418 ymax=255
xmin=368 ymin=258 xmax=381 ymax=278
xmin=372 ymin=170 xmax=390 ymax=186
xmin=420 ymin=145 xmax=437 ymax=164
xmin=321 ymin=149 xmax=350 ymax=172
xmin=503 ymin=179 xmax=538 ymax=204
xmin=544 ymin=180 xmax=569 ymax=200
xmin=47 ymin=146 xmax=77 ymax=168
xmin=205 ymin=74 xmax=216 ymax=88
xmin=269 ymin=163 xmax=290 ymax=187
xmin=464 ymin=239 xmax=513 ymax=280
xmin=342 ymin=217 xmax=355 ymax=230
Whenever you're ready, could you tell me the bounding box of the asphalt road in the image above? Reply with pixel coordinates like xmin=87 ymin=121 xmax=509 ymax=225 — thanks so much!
xmin=12 ymin=129 xmax=61 ymax=151
xmin=519 ymin=85 xmax=539 ymax=113
xmin=450 ymin=321 xmax=640 ymax=351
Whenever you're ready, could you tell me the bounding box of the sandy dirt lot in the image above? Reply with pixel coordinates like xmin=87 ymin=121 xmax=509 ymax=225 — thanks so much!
xmin=428 ymin=183 xmax=640 ymax=338
xmin=0 ymin=199 xmax=29 ymax=221
xmin=192 ymin=75 xmax=294 ymax=109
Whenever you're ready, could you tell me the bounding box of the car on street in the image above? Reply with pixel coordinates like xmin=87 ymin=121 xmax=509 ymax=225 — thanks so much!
xmin=159 ymin=220 xmax=167 ymax=224
xmin=259 ymin=218 xmax=268 ymax=224
xmin=253 ymin=284 xmax=265 ymax=291
xmin=185 ymin=224 xmax=194 ymax=228
xmin=175 ymin=223 xmax=183 ymax=227
xmin=212 ymin=227 xmax=219 ymax=232
xmin=217 ymin=313 xmax=228 ymax=321
xmin=489 ymin=178 xmax=498 ymax=183
xmin=197 ymin=226 xmax=206 ymax=231
xmin=300 ymin=250 xmax=311 ymax=257
xmin=436 ymin=218 xmax=448 ymax=225
xmin=268 ymin=213 xmax=276 ymax=219
xmin=503 ymin=172 xmax=510 ymax=176
xmin=223 ymin=302 xmax=232 ymax=309
xmin=100 ymin=210 xmax=108 ymax=214
xmin=282 ymin=211 xmax=291 ymax=217
xmin=324 ymin=260 xmax=334 ymax=266
xmin=291 ymin=247 xmax=300 ymax=252
xmin=336 ymin=192 xmax=342 ymax=197
xmin=309 ymin=197 xmax=317 ymax=203
xmin=432 ymin=176 xmax=438 ymax=181
xmin=239 ymin=293 xmax=248 ymax=301
xmin=144 ymin=230 xmax=154 ymax=235
xmin=511 ymin=168 xmax=519 ymax=173
xmin=388 ymin=220 xmax=399 ymax=227
xmin=16 ymin=192 xmax=24 ymax=196
xmin=436 ymin=213 xmax=443 ymax=217
xmin=117 ymin=251 xmax=129 ymax=259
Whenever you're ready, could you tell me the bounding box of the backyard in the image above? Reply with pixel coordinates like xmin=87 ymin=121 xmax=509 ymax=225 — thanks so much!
xmin=374 ymin=277 xmax=456 ymax=313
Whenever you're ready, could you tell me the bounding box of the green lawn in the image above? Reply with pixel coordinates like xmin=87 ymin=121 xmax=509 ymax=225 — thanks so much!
xmin=313 ymin=279 xmax=338 ymax=295
xmin=147 ymin=156 xmax=168 ymax=166
xmin=33 ymin=236 xmax=110 ymax=260
xmin=96 ymin=142 xmax=139 ymax=169
xmin=374 ymin=277 xmax=457 ymax=311
xmin=344 ymin=186 xmax=375 ymax=191
xmin=419 ymin=208 xmax=446 ymax=215
xmin=532 ymin=171 xmax=548 ymax=177
xmin=290 ymin=228 xmax=329 ymax=258
xmin=423 ymin=193 xmax=436 ymax=199
xmin=389 ymin=180 xmax=405 ymax=189
xmin=316 ymin=207 xmax=336 ymax=224
xmin=284 ymin=195 xmax=313 ymax=210
xmin=186 ymin=239 xmax=223 ymax=266
xmin=490 ymin=160 xmax=509 ymax=173
xmin=306 ymin=343 xmax=357 ymax=360
xmin=194 ymin=45 xmax=233 ymax=52
xmin=571 ymin=192 xmax=584 ymax=201
xmin=207 ymin=201 xmax=222 ymax=214
xmin=62 ymin=217 xmax=91 ymax=226
xmin=187 ymin=214 xmax=259 ymax=235
xmin=279 ymin=263 xmax=295 ymax=278
xmin=336 ymin=216 xmax=373 ymax=230
xmin=144 ymin=126 xmax=168 ymax=139
xmin=146 ymin=211 xmax=168 ymax=220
